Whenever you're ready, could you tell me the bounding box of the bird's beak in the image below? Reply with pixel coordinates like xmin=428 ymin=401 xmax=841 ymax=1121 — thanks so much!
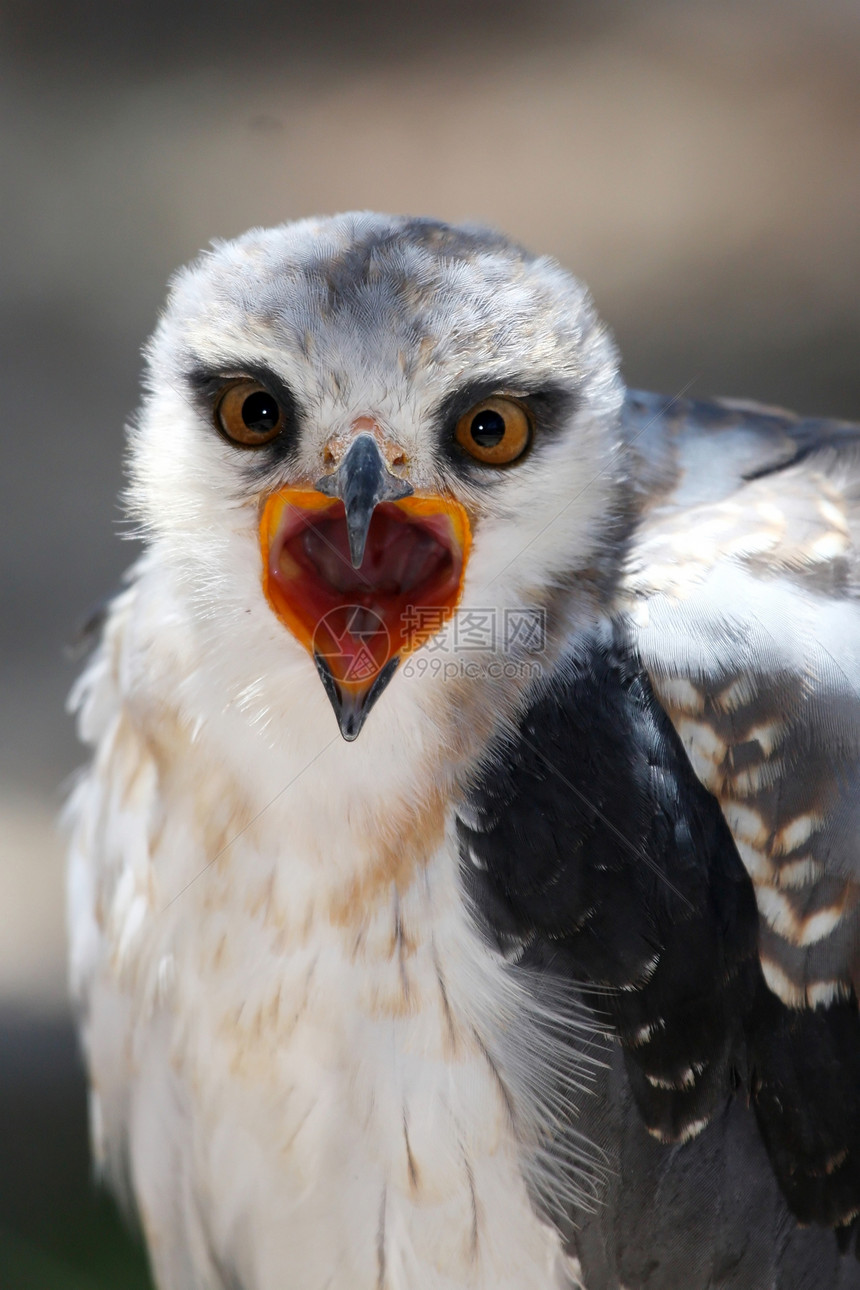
xmin=260 ymin=435 xmax=471 ymax=740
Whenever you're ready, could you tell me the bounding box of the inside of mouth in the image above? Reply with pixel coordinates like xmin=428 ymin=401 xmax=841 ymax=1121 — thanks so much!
xmin=268 ymin=498 xmax=465 ymax=678
xmin=295 ymin=506 xmax=453 ymax=599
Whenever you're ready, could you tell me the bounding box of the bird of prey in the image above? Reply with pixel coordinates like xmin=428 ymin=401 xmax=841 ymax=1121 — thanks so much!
xmin=67 ymin=213 xmax=860 ymax=1290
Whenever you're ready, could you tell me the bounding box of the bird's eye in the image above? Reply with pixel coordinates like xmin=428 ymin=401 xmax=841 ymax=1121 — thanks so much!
xmin=215 ymin=380 xmax=285 ymax=446
xmin=454 ymin=397 xmax=531 ymax=465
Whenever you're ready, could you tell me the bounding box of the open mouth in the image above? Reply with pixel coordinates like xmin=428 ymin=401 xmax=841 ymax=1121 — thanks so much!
xmin=260 ymin=488 xmax=471 ymax=737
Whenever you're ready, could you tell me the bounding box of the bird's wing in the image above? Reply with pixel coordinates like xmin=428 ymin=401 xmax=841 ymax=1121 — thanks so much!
xmin=621 ymin=389 xmax=860 ymax=1229
xmin=460 ymin=391 xmax=860 ymax=1245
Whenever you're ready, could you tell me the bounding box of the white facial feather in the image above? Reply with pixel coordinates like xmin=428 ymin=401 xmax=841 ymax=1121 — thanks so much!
xmin=128 ymin=213 xmax=626 ymax=754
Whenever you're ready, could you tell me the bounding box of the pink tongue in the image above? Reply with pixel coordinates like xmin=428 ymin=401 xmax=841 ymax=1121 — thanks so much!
xmin=301 ymin=516 xmax=449 ymax=595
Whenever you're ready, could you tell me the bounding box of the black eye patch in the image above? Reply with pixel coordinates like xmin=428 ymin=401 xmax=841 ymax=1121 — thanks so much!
xmin=435 ymin=377 xmax=579 ymax=479
xmin=184 ymin=361 xmax=304 ymax=469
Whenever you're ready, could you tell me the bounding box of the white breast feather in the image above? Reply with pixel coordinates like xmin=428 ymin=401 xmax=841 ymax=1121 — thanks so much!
xmin=66 ymin=563 xmax=603 ymax=1290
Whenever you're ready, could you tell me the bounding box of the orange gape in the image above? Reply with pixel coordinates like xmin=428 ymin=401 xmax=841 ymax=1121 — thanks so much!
xmin=260 ymin=488 xmax=472 ymax=694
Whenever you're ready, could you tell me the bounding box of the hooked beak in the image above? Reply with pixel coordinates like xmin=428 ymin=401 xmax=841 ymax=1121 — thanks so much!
xmin=260 ymin=437 xmax=472 ymax=741
xmin=314 ymin=434 xmax=414 ymax=568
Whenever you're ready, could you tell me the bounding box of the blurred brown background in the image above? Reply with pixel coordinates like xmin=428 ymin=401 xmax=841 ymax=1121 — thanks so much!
xmin=1 ymin=1 xmax=859 ymax=1284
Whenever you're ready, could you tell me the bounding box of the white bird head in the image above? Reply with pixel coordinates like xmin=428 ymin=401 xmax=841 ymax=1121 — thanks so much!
xmin=129 ymin=213 xmax=627 ymax=749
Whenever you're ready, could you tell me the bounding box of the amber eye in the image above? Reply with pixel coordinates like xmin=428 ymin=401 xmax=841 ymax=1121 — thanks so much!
xmin=454 ymin=396 xmax=531 ymax=465
xmin=215 ymin=380 xmax=285 ymax=446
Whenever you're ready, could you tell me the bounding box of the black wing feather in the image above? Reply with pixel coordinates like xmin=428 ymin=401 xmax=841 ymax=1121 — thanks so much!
xmin=459 ymin=624 xmax=759 ymax=1145
xmin=459 ymin=621 xmax=860 ymax=1266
